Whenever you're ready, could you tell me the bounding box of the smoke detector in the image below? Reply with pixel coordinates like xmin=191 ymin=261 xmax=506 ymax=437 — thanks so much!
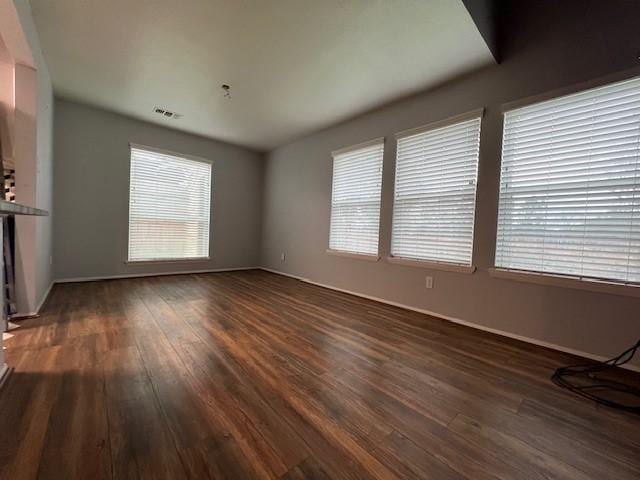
xmin=153 ymin=107 xmax=183 ymax=119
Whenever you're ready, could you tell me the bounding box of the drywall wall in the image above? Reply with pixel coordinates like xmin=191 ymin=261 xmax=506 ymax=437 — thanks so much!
xmin=0 ymin=44 xmax=10 ymax=372
xmin=33 ymin=55 xmax=53 ymax=311
xmin=1 ymin=0 xmax=54 ymax=316
xmin=13 ymin=63 xmax=39 ymax=314
xmin=0 ymin=55 xmax=13 ymax=166
xmin=53 ymin=99 xmax=263 ymax=280
xmin=0 ymin=1 xmax=52 ymax=374
xmin=461 ymin=0 xmax=499 ymax=62
xmin=16 ymin=1 xmax=54 ymax=316
xmin=261 ymin=0 xmax=640 ymax=367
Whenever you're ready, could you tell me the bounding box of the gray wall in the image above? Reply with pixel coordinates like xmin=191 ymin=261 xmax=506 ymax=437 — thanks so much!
xmin=34 ymin=61 xmax=53 ymax=308
xmin=54 ymin=99 xmax=263 ymax=280
xmin=261 ymin=0 xmax=640 ymax=367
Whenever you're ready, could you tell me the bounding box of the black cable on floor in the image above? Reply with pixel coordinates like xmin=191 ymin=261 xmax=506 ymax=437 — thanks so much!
xmin=551 ymin=340 xmax=640 ymax=414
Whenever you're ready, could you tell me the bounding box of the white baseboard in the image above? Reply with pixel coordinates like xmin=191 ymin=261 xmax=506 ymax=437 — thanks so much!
xmin=37 ymin=281 xmax=54 ymax=313
xmin=11 ymin=267 xmax=259 ymax=318
xmin=260 ymin=267 xmax=640 ymax=373
xmin=10 ymin=280 xmax=55 ymax=319
xmin=55 ymin=266 xmax=260 ymax=284
xmin=0 ymin=364 xmax=12 ymax=392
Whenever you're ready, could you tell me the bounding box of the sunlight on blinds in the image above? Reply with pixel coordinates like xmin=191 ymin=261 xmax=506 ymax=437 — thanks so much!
xmin=329 ymin=141 xmax=384 ymax=255
xmin=391 ymin=117 xmax=481 ymax=265
xmin=496 ymin=76 xmax=640 ymax=283
xmin=128 ymin=146 xmax=211 ymax=262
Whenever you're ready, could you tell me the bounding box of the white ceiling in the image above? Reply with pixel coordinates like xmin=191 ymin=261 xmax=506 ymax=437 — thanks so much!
xmin=29 ymin=0 xmax=494 ymax=151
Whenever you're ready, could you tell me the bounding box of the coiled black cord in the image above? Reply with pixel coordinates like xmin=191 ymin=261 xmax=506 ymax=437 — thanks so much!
xmin=551 ymin=340 xmax=640 ymax=413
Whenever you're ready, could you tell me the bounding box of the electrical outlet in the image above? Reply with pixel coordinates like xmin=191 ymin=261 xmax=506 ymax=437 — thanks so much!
xmin=280 ymin=252 xmax=286 ymax=262
xmin=425 ymin=276 xmax=433 ymax=289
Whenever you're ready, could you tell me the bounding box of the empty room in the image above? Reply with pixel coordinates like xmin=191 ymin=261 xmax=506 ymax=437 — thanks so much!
xmin=1 ymin=0 xmax=640 ymax=478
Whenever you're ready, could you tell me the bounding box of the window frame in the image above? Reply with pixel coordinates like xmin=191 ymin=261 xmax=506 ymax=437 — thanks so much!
xmin=388 ymin=109 xmax=484 ymax=271
xmin=493 ymin=72 xmax=640 ymax=289
xmin=126 ymin=143 xmax=213 ymax=264
xmin=327 ymin=137 xmax=385 ymax=260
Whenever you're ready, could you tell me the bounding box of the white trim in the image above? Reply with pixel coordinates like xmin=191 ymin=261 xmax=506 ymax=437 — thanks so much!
xmin=0 ymin=365 xmax=12 ymax=392
xmin=386 ymin=256 xmax=476 ymax=274
xmin=331 ymin=137 xmax=385 ymax=157
xmin=326 ymin=249 xmax=380 ymax=262
xmin=127 ymin=145 xmax=213 ymax=263
xmin=125 ymin=256 xmax=211 ymax=265
xmin=10 ymin=311 xmax=40 ymax=320
xmin=13 ymin=269 xmax=255 ymax=315
xmin=501 ymin=67 xmax=640 ymax=113
xmin=489 ymin=268 xmax=640 ymax=299
xmin=37 ymin=281 xmax=54 ymax=312
xmin=10 ymin=281 xmax=55 ymax=319
xmin=55 ymin=266 xmax=258 ymax=284
xmin=391 ymin=113 xmax=482 ymax=269
xmin=395 ymin=108 xmax=484 ymax=140
xmin=259 ymin=267 xmax=640 ymax=373
xmin=129 ymin=142 xmax=214 ymax=165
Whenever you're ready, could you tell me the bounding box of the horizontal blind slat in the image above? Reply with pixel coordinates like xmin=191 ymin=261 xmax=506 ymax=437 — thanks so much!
xmin=329 ymin=142 xmax=383 ymax=255
xmin=391 ymin=117 xmax=481 ymax=265
xmin=128 ymin=147 xmax=212 ymax=262
xmin=496 ymin=76 xmax=640 ymax=283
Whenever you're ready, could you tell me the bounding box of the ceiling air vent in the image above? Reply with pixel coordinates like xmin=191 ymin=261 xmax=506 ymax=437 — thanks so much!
xmin=153 ymin=107 xmax=182 ymax=119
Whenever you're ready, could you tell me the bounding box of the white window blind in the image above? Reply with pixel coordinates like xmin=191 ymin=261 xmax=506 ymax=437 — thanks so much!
xmin=496 ymin=76 xmax=640 ymax=283
xmin=329 ymin=140 xmax=384 ymax=256
xmin=128 ymin=145 xmax=212 ymax=262
xmin=391 ymin=116 xmax=482 ymax=265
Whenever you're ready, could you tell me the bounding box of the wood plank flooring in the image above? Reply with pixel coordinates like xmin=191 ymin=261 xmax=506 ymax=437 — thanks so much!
xmin=1 ymin=269 xmax=639 ymax=479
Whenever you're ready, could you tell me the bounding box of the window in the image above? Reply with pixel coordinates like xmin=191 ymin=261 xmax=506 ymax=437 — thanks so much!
xmin=329 ymin=139 xmax=384 ymax=256
xmin=391 ymin=114 xmax=482 ymax=266
xmin=128 ymin=145 xmax=212 ymax=262
xmin=496 ymin=76 xmax=640 ymax=284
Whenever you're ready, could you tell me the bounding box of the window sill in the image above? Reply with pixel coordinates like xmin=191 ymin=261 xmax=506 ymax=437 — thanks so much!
xmin=326 ymin=249 xmax=380 ymax=262
xmin=488 ymin=268 xmax=640 ymax=298
xmin=386 ymin=256 xmax=476 ymax=274
xmin=126 ymin=257 xmax=211 ymax=265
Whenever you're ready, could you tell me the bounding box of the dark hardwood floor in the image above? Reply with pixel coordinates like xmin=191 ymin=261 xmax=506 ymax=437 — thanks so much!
xmin=1 ymin=270 xmax=639 ymax=479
